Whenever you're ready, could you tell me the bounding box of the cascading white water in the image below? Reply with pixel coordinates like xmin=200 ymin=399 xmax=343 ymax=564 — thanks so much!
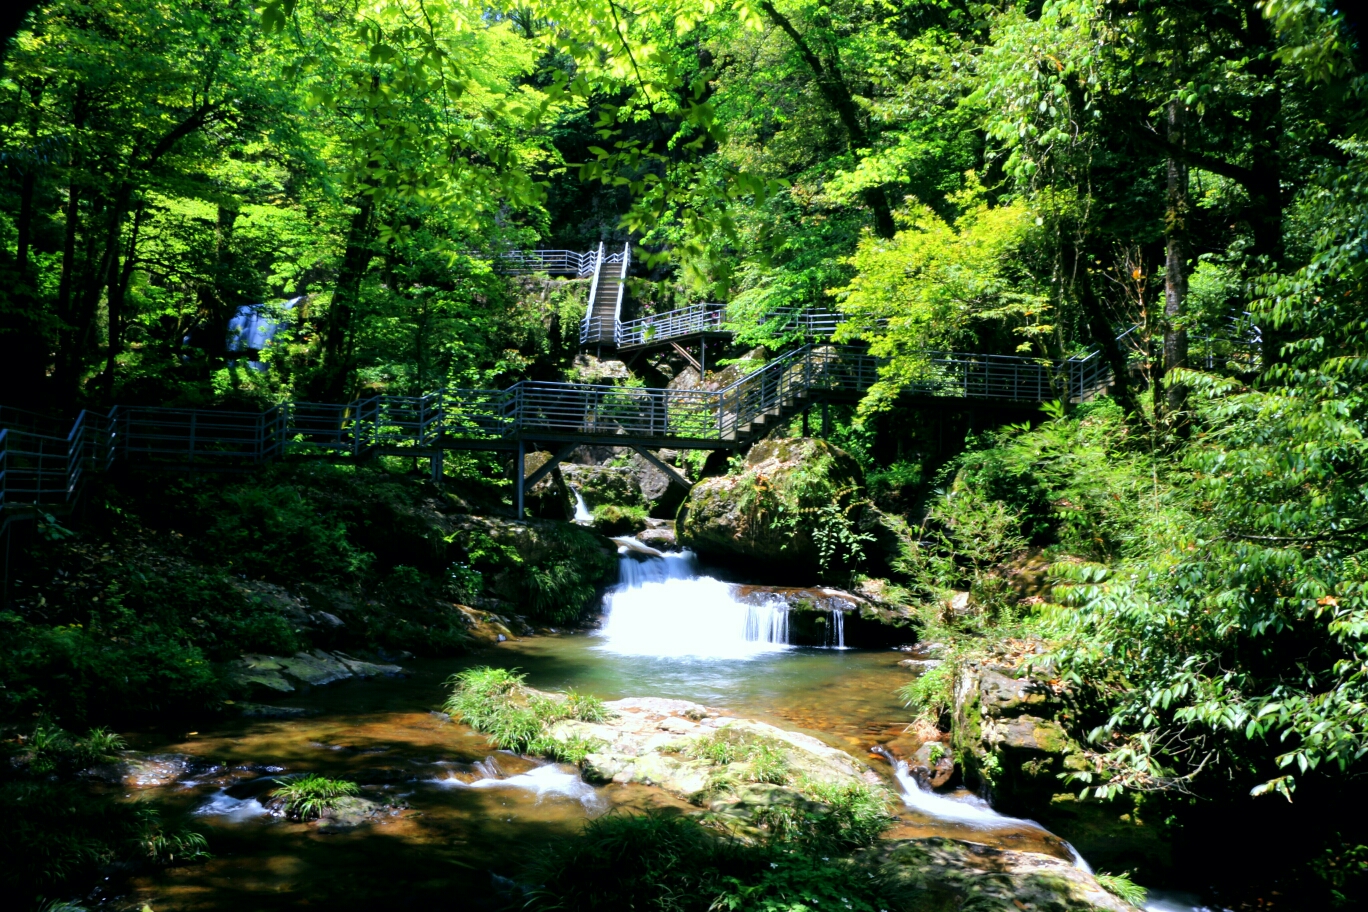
xmin=571 ymin=487 xmax=593 ymax=524
xmin=884 ymin=752 xmax=1091 ymax=872
xmin=597 ymin=549 xmax=792 ymax=659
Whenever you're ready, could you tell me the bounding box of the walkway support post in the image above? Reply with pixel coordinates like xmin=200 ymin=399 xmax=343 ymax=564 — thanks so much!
xmin=821 ymin=401 xmax=831 ymax=438
xmin=515 ymin=440 xmax=526 ymax=519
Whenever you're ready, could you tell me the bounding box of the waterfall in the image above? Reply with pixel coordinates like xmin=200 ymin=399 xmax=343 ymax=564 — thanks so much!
xmin=597 ymin=549 xmax=792 ymax=659
xmin=571 ymin=486 xmax=593 ymax=524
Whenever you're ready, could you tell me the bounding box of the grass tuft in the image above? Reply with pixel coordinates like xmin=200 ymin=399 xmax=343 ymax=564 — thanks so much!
xmin=271 ymin=774 xmax=360 ymax=820
xmin=686 ymin=729 xmax=790 ymax=785
xmin=443 ymin=666 xmax=609 ymax=760
xmin=1095 ymin=871 xmax=1148 ymax=906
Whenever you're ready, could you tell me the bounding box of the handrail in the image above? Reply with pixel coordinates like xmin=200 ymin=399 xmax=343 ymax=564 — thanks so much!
xmin=0 ymin=334 xmax=1132 ymax=518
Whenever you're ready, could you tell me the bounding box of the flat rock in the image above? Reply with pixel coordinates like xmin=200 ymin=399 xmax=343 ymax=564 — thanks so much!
xmin=230 ymin=650 xmax=403 ymax=694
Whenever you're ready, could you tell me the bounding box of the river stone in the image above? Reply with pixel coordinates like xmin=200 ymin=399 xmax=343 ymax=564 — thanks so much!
xmin=549 ymin=696 xmax=876 ymax=800
xmin=899 ymin=658 xmax=943 ymax=674
xmin=314 ymin=795 xmax=392 ymax=832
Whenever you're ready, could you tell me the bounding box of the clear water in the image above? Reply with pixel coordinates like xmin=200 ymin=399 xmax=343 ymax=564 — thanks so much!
xmin=122 ymin=546 xmax=1214 ymax=911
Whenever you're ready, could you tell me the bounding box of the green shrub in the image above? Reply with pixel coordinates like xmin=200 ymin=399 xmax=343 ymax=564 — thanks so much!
xmin=896 ymin=658 xmax=955 ymax=726
xmin=207 ymin=484 xmax=373 ymax=583
xmin=271 ymin=774 xmax=360 ymax=820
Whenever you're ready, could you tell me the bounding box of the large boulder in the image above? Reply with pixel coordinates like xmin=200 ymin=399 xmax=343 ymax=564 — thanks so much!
xmin=676 ymin=438 xmax=864 ymax=579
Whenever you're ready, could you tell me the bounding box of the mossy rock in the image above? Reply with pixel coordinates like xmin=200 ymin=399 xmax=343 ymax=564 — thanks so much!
xmin=561 ymin=464 xmax=649 ymax=512
xmin=591 ymin=504 xmax=649 ymax=536
xmin=676 ymin=438 xmax=865 ymax=580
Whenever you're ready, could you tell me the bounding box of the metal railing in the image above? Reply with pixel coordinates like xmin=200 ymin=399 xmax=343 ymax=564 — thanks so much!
xmin=617 ymin=304 xmax=727 ymax=349
xmin=580 ymin=241 xmax=631 ymax=345
xmin=0 ymin=333 xmax=1129 ymax=519
xmin=492 ymin=249 xmax=598 ymax=277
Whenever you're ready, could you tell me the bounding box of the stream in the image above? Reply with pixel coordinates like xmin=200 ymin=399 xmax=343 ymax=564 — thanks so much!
xmin=125 ymin=542 xmax=1216 ymax=911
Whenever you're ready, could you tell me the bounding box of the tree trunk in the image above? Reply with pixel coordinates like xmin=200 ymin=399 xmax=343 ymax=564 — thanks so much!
xmin=757 ymin=0 xmax=895 ymax=239
xmin=53 ymin=89 xmax=86 ymax=403
xmin=1163 ymin=99 xmax=1189 ymax=426
xmin=1075 ymin=250 xmax=1142 ymax=421
xmin=104 ymin=199 xmax=145 ymax=399
xmin=15 ymin=80 xmax=43 ymax=278
xmin=319 ymin=196 xmax=375 ymax=400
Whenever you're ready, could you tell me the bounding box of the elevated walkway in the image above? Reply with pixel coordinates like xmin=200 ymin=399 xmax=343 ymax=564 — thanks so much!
xmin=1 ymin=342 xmax=1116 ymax=527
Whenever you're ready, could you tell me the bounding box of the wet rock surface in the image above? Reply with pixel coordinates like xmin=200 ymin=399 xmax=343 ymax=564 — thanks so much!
xmin=229 ymin=650 xmax=404 ymax=694
xmin=871 ymin=837 xmax=1138 ymax=912
xmin=952 ymin=659 xmax=1170 ymax=874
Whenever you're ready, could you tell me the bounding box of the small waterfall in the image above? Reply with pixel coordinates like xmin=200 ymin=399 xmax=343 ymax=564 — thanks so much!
xmin=571 ymin=487 xmax=593 ymax=524
xmin=829 ymin=608 xmax=845 ymax=649
xmin=597 ymin=548 xmax=792 ymax=659
xmin=879 ymin=748 xmax=1091 ymax=872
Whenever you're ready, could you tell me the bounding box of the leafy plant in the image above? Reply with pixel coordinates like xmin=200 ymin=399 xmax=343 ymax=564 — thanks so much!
xmin=1094 ymin=871 xmax=1147 ymax=906
xmin=897 ymin=659 xmax=955 ymax=727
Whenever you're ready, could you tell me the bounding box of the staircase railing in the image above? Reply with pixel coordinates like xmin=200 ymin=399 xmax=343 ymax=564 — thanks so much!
xmin=0 ymin=325 xmax=1145 ymax=519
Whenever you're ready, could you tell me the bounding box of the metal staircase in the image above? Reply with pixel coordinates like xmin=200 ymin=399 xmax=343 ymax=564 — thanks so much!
xmin=580 ymin=241 xmax=631 ymax=346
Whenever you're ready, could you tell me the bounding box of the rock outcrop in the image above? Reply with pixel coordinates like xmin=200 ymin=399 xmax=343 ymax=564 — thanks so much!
xmin=952 ymin=659 xmax=1170 ymax=875
xmin=676 ymin=438 xmax=865 ymax=578
xmin=731 ymin=583 xmax=917 ymax=648
xmin=542 ymin=695 xmax=1134 ymax=911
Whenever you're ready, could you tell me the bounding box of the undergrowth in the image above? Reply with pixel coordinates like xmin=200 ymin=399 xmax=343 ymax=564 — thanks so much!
xmin=1 ymin=722 xmax=209 ymax=906
xmin=524 ymin=811 xmax=891 ymax=912
xmin=443 ymin=666 xmax=609 ymax=763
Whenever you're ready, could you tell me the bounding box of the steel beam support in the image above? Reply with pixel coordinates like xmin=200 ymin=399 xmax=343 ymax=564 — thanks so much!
xmin=522 ymin=442 xmax=578 ymax=494
xmin=630 ymin=445 xmax=692 ymax=491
